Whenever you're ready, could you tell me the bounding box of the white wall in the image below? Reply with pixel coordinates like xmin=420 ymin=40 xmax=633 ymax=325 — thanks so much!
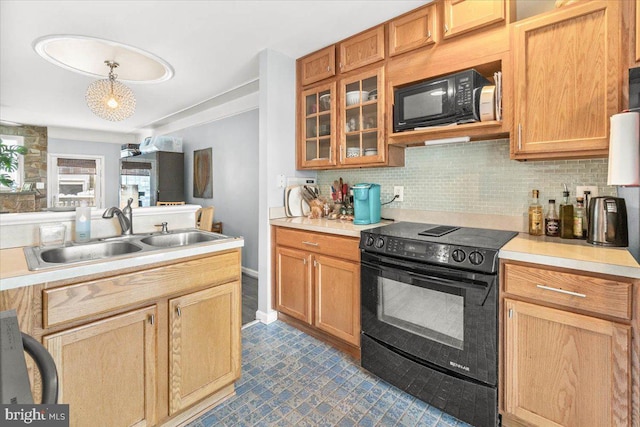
xmin=257 ymin=49 xmax=308 ymax=323
xmin=168 ymin=109 xmax=259 ymax=271
xmin=48 ymin=137 xmax=121 ymax=208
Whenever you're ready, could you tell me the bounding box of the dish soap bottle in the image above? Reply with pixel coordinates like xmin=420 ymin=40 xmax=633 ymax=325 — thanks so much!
xmin=75 ymin=201 xmax=91 ymax=243
xmin=545 ymin=199 xmax=559 ymax=237
xmin=559 ymin=185 xmax=574 ymax=239
xmin=573 ymin=197 xmax=586 ymax=239
xmin=528 ymin=190 xmax=543 ymax=236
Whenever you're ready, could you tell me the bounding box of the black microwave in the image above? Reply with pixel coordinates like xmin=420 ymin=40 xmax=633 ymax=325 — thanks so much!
xmin=393 ymin=69 xmax=491 ymax=132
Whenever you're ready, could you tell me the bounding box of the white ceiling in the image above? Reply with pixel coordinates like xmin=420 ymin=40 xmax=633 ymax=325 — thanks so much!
xmin=0 ymin=0 xmax=425 ymax=137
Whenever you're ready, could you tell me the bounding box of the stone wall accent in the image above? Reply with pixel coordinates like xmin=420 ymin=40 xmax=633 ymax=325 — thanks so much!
xmin=0 ymin=192 xmax=36 ymax=213
xmin=0 ymin=125 xmax=47 ymax=210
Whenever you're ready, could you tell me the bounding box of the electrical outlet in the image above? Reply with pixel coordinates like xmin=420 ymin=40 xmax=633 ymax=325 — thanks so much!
xmin=576 ymin=185 xmax=599 ymax=199
xmin=393 ymin=186 xmax=404 ymax=202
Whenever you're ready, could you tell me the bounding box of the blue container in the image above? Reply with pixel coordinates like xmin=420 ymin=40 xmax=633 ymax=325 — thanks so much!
xmin=353 ymin=183 xmax=381 ymax=225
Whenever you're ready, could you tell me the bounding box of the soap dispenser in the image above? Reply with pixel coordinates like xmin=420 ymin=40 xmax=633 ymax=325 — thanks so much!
xmin=75 ymin=201 xmax=91 ymax=243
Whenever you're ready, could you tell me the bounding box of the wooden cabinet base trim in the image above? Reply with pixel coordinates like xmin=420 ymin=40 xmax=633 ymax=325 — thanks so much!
xmin=159 ymin=384 xmax=235 ymax=427
xmin=278 ymin=312 xmax=361 ymax=360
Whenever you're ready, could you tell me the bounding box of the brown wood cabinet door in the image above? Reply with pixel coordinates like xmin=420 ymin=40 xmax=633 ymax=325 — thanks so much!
xmin=313 ymin=254 xmax=360 ymax=346
xmin=275 ymin=246 xmax=312 ymax=324
xmin=389 ymin=5 xmax=437 ymax=56
xmin=340 ymin=66 xmax=385 ymax=166
xmin=43 ymin=306 xmax=158 ymax=427
xmin=300 ymin=46 xmax=336 ymax=86
xmin=443 ymin=0 xmax=505 ymax=39
xmin=512 ymin=1 xmax=620 ymax=159
xmin=299 ymin=81 xmax=337 ymax=169
xmin=338 ymin=26 xmax=385 ymax=73
xmin=504 ymin=299 xmax=630 ymax=426
xmin=168 ymin=282 xmax=241 ymax=415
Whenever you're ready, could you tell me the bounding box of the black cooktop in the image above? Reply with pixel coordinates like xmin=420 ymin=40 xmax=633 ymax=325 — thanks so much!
xmin=366 ymin=222 xmax=518 ymax=250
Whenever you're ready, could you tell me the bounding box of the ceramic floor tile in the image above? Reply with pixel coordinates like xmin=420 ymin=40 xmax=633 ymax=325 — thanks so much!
xmin=186 ymin=320 xmax=476 ymax=427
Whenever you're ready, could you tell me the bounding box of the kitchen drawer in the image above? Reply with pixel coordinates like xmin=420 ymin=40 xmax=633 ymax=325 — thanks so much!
xmin=43 ymin=250 xmax=241 ymax=327
xmin=503 ymin=263 xmax=632 ymax=320
xmin=275 ymin=227 xmax=360 ymax=262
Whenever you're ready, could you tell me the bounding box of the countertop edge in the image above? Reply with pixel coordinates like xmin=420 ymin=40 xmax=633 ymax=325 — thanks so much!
xmin=0 ymin=238 xmax=245 ymax=291
xmin=270 ymin=217 xmax=384 ymax=238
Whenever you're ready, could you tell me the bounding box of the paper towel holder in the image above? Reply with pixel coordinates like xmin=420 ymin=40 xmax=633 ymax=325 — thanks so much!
xmin=607 ymin=111 xmax=639 ymax=187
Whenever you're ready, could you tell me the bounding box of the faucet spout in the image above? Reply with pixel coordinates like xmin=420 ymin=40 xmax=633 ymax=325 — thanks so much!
xmin=102 ymin=198 xmax=134 ymax=235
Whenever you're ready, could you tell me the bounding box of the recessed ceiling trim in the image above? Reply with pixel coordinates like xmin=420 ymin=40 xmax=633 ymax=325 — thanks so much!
xmin=33 ymin=34 xmax=174 ymax=84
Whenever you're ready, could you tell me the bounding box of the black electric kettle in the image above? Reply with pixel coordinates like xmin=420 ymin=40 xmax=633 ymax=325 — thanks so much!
xmin=587 ymin=197 xmax=629 ymax=247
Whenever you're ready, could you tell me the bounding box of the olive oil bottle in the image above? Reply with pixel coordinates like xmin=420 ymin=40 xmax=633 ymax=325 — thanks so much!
xmin=559 ymin=186 xmax=574 ymax=239
xmin=528 ymin=190 xmax=543 ymax=236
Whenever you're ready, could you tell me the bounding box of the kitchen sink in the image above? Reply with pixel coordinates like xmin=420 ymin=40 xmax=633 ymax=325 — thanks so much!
xmin=140 ymin=230 xmax=224 ymax=248
xmin=23 ymin=228 xmax=230 ymax=271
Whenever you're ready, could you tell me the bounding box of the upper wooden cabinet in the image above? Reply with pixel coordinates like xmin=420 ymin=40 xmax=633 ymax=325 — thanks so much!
xmin=298 ymin=81 xmax=337 ymax=168
xmin=511 ymin=1 xmax=621 ymax=160
xmin=636 ymin=0 xmax=640 ymax=62
xmin=389 ymin=4 xmax=438 ymax=56
xmin=338 ymin=26 xmax=385 ymax=73
xmin=442 ymin=0 xmax=506 ymax=39
xmin=300 ymin=46 xmax=336 ymax=86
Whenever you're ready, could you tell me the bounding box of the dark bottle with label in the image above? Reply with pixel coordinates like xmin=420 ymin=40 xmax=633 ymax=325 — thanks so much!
xmin=545 ymin=199 xmax=559 ymax=237
xmin=559 ymin=189 xmax=574 ymax=239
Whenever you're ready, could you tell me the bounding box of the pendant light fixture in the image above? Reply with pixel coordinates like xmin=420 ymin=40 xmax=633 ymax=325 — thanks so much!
xmin=85 ymin=61 xmax=136 ymax=121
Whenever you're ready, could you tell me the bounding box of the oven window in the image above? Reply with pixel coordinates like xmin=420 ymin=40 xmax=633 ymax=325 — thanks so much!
xmin=403 ymin=84 xmax=446 ymax=120
xmin=378 ymin=277 xmax=464 ymax=350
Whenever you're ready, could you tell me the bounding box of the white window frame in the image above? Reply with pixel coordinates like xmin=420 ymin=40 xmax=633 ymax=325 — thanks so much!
xmin=0 ymin=135 xmax=25 ymax=189
xmin=48 ymin=153 xmax=105 ymax=209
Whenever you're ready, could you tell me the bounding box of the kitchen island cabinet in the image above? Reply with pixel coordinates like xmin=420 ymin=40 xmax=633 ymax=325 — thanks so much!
xmin=499 ymin=260 xmax=638 ymax=427
xmin=0 ymin=247 xmax=242 ymax=427
xmin=273 ymin=226 xmax=361 ymax=356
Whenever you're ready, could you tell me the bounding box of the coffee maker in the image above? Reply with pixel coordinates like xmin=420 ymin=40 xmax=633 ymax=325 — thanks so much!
xmin=353 ymin=183 xmax=381 ymax=225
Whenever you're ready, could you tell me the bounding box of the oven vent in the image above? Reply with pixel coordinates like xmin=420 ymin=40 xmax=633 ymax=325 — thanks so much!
xmin=418 ymin=225 xmax=459 ymax=237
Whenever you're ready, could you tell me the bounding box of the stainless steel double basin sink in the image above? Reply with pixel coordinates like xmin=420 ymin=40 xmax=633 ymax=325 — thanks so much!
xmin=24 ymin=229 xmax=229 ymax=271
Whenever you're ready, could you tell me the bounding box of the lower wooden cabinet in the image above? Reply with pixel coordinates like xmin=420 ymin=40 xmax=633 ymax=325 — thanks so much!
xmin=500 ymin=260 xmax=638 ymax=427
xmin=503 ymin=299 xmax=630 ymax=427
xmin=44 ymin=306 xmax=158 ymax=427
xmin=274 ymin=227 xmax=360 ymax=350
xmin=169 ymin=282 xmax=241 ymax=415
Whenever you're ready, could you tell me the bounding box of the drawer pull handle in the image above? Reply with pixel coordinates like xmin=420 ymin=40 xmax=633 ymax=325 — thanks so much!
xmin=302 ymin=241 xmax=319 ymax=246
xmin=536 ymin=284 xmax=586 ymax=298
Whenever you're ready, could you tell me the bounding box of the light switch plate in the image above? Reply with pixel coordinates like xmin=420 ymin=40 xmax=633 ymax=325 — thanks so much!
xmin=576 ymin=185 xmax=598 ymax=199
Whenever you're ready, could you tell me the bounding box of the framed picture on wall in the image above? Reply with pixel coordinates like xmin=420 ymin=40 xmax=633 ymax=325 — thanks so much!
xmin=21 ymin=182 xmax=35 ymax=192
xmin=193 ymin=148 xmax=213 ymax=198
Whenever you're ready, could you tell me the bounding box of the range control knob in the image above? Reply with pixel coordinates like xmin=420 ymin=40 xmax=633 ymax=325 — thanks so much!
xmin=451 ymin=249 xmax=466 ymax=263
xmin=375 ymin=237 xmax=385 ymax=249
xmin=469 ymin=251 xmax=484 ymax=265
xmin=365 ymin=235 xmax=375 ymax=246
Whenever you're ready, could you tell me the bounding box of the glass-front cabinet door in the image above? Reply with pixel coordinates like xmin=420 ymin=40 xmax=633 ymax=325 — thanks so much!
xmin=299 ymin=82 xmax=337 ymax=168
xmin=340 ymin=67 xmax=384 ymax=166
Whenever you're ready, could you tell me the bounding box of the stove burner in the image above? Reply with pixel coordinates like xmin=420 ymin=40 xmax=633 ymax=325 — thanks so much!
xmin=418 ymin=225 xmax=459 ymax=237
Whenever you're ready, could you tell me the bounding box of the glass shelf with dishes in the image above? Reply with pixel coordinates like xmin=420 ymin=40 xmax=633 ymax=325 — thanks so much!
xmin=300 ymin=82 xmax=337 ymax=167
xmin=340 ymin=68 xmax=384 ymax=165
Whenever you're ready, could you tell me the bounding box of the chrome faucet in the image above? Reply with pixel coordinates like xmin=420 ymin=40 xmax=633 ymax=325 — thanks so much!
xmin=103 ymin=198 xmax=134 ymax=235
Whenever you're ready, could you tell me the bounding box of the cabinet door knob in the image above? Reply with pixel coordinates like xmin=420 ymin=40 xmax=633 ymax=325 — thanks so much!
xmin=444 ymin=24 xmax=449 ymax=33
xmin=508 ymin=309 xmax=513 ymax=318
xmin=313 ymin=259 xmax=318 ymax=267
xmin=148 ymin=314 xmax=155 ymax=325
xmin=327 ymin=66 xmax=331 ymax=72
xmin=427 ymin=30 xmax=431 ymax=39
xmin=176 ymin=306 xmax=182 ymax=317
xmin=518 ymin=124 xmax=523 ymax=151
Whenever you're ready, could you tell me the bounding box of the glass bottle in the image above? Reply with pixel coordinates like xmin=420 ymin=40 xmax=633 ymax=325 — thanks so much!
xmin=559 ymin=189 xmax=574 ymax=239
xmin=528 ymin=190 xmax=543 ymax=236
xmin=545 ymin=199 xmax=559 ymax=237
xmin=573 ymin=197 xmax=586 ymax=239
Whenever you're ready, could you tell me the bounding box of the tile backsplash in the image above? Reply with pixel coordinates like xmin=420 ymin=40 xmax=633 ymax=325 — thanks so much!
xmin=317 ymin=139 xmax=616 ymax=217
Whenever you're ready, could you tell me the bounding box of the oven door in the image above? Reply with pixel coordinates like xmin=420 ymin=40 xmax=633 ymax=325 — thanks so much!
xmin=361 ymin=251 xmax=497 ymax=385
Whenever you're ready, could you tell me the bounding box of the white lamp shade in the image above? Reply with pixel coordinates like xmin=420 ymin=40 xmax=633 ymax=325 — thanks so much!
xmin=608 ymin=112 xmax=640 ymax=186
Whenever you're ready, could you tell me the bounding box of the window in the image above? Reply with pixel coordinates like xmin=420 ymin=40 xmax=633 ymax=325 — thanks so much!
xmin=48 ymin=154 xmax=104 ymax=208
xmin=0 ymin=135 xmax=25 ymax=189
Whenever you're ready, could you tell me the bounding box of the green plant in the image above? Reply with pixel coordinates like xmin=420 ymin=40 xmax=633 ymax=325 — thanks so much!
xmin=0 ymin=138 xmax=28 ymax=188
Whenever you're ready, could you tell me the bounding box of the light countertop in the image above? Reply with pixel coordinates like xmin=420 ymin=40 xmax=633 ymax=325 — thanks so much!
xmin=500 ymin=234 xmax=640 ymax=279
xmin=0 ymin=237 xmax=244 ymax=291
xmin=269 ymin=217 xmax=387 ymax=238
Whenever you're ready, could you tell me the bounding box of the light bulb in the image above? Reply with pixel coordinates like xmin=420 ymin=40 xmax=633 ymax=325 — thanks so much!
xmin=107 ymin=96 xmax=119 ymax=109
